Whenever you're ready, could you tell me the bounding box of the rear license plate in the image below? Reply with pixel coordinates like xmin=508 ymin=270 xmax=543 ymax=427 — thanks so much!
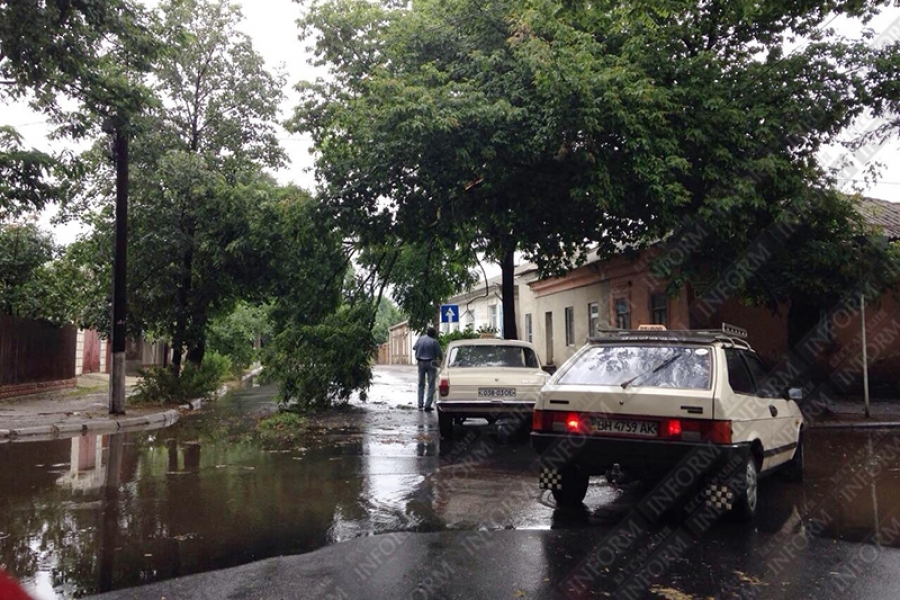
xmin=478 ymin=388 xmax=516 ymax=398
xmin=591 ymin=419 xmax=658 ymax=437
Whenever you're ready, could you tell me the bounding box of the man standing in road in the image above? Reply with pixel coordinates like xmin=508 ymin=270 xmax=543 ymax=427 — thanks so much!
xmin=413 ymin=327 xmax=443 ymax=412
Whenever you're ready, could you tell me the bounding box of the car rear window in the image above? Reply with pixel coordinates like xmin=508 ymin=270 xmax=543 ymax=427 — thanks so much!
xmin=448 ymin=345 xmax=539 ymax=368
xmin=556 ymin=345 xmax=712 ymax=389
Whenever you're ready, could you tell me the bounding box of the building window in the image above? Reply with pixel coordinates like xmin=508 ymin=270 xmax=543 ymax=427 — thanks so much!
xmin=525 ymin=313 xmax=533 ymax=343
xmin=545 ymin=311 xmax=554 ymax=364
xmin=650 ymin=293 xmax=668 ymax=327
xmin=588 ymin=302 xmax=601 ymax=337
xmin=565 ymin=306 xmax=575 ymax=346
xmin=489 ymin=304 xmax=499 ymax=330
xmin=465 ymin=310 xmax=475 ymax=331
xmin=615 ymin=298 xmax=630 ymax=329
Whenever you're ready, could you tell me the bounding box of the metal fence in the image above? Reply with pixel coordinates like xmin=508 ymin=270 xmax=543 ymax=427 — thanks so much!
xmin=0 ymin=315 xmax=77 ymax=386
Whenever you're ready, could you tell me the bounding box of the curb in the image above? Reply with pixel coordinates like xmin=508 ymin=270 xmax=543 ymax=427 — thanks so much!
xmin=0 ymin=409 xmax=181 ymax=443
xmin=0 ymin=369 xmax=263 ymax=444
xmin=810 ymin=420 xmax=900 ymax=430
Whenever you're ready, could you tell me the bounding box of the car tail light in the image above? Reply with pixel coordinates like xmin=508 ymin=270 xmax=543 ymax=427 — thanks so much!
xmin=706 ymin=420 xmax=732 ymax=444
xmin=532 ymin=410 xmax=583 ymax=433
xmin=660 ymin=419 xmax=732 ymax=444
xmin=566 ymin=413 xmax=583 ymax=433
xmin=439 ymin=377 xmax=449 ymax=397
xmin=666 ymin=419 xmax=682 ymax=437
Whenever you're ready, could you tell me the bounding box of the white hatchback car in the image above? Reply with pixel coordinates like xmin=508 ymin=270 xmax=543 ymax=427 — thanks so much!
xmin=532 ymin=326 xmax=804 ymax=518
xmin=436 ymin=338 xmax=551 ymax=439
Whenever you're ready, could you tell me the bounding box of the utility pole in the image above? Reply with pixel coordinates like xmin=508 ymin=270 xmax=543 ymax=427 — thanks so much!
xmin=109 ymin=124 xmax=128 ymax=414
xmin=861 ymin=294 xmax=870 ymax=419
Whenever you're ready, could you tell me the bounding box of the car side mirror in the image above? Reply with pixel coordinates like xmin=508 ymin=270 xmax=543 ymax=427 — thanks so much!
xmin=784 ymin=387 xmax=803 ymax=402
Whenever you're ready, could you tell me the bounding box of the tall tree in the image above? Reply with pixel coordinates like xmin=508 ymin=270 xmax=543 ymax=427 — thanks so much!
xmin=294 ymin=0 xmax=900 ymax=338
xmin=71 ymin=0 xmax=286 ymax=372
xmin=1 ymin=0 xmax=158 ymax=215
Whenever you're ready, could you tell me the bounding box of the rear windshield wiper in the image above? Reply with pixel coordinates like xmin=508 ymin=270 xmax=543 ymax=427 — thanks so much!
xmin=620 ymin=352 xmax=684 ymax=390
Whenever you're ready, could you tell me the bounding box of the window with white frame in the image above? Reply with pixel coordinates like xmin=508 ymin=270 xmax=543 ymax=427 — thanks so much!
xmin=565 ymin=306 xmax=575 ymax=346
xmin=525 ymin=313 xmax=533 ymax=343
xmin=588 ymin=302 xmax=601 ymax=337
xmin=489 ymin=304 xmax=499 ymax=330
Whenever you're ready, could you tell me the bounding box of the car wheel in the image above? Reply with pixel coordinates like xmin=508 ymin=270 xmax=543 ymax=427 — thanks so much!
xmin=438 ymin=408 xmax=454 ymax=440
xmin=781 ymin=431 xmax=804 ymax=483
xmin=550 ymin=466 xmax=590 ymax=509
xmin=733 ymin=456 xmax=759 ymax=521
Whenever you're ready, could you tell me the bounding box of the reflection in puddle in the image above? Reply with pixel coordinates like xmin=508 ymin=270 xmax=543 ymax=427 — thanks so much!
xmin=775 ymin=429 xmax=900 ymax=548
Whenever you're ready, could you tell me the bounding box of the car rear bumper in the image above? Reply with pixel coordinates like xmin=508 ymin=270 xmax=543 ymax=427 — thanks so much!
xmin=531 ymin=431 xmax=751 ymax=479
xmin=437 ymin=400 xmax=534 ymax=418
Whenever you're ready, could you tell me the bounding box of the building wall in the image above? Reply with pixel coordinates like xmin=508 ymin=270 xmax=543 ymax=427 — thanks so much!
xmin=389 ymin=322 xmax=415 ymax=365
xmin=525 ymin=264 xmax=611 ymax=367
xmin=75 ymin=330 xmax=85 ymax=377
xmin=444 ymin=284 xmax=505 ymax=335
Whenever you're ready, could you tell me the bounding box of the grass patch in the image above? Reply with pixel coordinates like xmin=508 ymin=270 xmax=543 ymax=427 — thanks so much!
xmin=257 ymin=411 xmax=309 ymax=445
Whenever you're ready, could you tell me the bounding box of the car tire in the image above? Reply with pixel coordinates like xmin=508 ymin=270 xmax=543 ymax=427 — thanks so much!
xmin=781 ymin=432 xmax=804 ymax=483
xmin=550 ymin=466 xmax=590 ymax=509
xmin=438 ymin=408 xmax=454 ymax=440
xmin=733 ymin=456 xmax=759 ymax=521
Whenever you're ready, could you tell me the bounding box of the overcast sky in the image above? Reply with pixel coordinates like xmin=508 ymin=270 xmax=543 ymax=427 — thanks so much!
xmin=2 ymin=1 xmax=899 ymax=247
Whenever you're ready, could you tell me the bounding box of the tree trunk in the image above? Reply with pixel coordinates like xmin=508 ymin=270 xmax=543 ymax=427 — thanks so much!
xmin=501 ymin=246 xmax=518 ymax=340
xmin=187 ymin=337 xmax=206 ymax=365
xmin=170 ymin=231 xmax=195 ymax=376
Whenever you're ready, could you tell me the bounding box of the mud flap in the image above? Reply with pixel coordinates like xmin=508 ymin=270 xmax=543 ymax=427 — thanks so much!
xmin=539 ymin=466 xmax=562 ymax=491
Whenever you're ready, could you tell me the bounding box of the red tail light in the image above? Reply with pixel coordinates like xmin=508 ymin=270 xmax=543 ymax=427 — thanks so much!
xmin=566 ymin=413 xmax=583 ymax=432
xmin=660 ymin=419 xmax=732 ymax=443
xmin=439 ymin=377 xmax=449 ymax=397
xmin=666 ymin=419 xmax=682 ymax=437
xmin=532 ymin=410 xmax=585 ymax=433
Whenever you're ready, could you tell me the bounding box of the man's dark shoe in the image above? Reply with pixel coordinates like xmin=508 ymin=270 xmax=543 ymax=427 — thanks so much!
xmin=424 ymin=407 xmax=434 ymax=412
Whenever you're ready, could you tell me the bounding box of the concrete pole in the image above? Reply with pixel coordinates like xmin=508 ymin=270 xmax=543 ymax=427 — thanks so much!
xmin=861 ymin=294 xmax=870 ymax=419
xmin=109 ymin=126 xmax=128 ymax=414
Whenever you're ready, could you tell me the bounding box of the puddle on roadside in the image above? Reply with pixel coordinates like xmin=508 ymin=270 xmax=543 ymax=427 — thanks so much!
xmin=763 ymin=429 xmax=900 ymax=547
xmin=0 ymin=384 xmax=421 ymax=599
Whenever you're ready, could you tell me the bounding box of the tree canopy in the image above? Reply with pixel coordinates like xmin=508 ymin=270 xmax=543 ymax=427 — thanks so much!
xmin=293 ymin=0 xmax=900 ymax=337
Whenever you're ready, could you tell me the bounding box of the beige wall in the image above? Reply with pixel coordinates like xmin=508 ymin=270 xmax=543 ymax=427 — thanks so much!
xmin=520 ymin=277 xmax=610 ymax=367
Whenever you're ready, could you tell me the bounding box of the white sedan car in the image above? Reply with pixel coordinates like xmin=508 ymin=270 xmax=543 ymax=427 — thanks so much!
xmin=436 ymin=338 xmax=551 ymax=439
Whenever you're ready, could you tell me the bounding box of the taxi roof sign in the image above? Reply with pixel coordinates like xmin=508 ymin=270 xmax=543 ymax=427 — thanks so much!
xmin=637 ymin=324 xmax=667 ymax=331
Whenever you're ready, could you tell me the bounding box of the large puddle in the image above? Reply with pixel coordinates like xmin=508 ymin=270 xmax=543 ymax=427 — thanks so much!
xmin=2 ymin=378 xmax=900 ymax=598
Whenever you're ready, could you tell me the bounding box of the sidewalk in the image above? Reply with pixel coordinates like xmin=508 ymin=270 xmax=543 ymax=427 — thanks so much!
xmin=0 ymin=372 xmax=180 ymax=442
xmin=808 ymin=396 xmax=900 ymax=429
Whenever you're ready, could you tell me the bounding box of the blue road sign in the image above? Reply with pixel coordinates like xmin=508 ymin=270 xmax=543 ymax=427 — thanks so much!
xmin=440 ymin=304 xmax=459 ymax=323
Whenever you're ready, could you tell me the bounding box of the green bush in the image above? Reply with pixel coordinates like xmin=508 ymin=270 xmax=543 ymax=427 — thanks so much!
xmin=265 ymin=304 xmax=376 ymax=412
xmin=438 ymin=327 xmax=481 ymax=350
xmin=130 ymin=351 xmax=233 ymax=405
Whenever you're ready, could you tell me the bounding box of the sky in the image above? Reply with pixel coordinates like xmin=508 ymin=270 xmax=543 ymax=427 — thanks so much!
xmin=2 ymin=1 xmax=900 ymax=248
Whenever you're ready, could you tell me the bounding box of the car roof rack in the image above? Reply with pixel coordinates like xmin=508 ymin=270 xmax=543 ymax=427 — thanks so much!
xmin=588 ymin=323 xmax=753 ymax=350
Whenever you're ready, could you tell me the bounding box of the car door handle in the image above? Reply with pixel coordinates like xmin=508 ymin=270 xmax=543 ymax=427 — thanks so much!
xmin=769 ymin=405 xmax=778 ymax=417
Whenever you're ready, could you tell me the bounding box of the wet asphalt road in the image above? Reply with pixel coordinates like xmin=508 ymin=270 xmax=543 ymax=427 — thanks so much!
xmin=3 ymin=365 xmax=900 ymax=599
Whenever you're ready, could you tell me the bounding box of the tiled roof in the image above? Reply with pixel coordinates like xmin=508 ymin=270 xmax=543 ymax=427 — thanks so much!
xmin=857 ymin=197 xmax=900 ymax=240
